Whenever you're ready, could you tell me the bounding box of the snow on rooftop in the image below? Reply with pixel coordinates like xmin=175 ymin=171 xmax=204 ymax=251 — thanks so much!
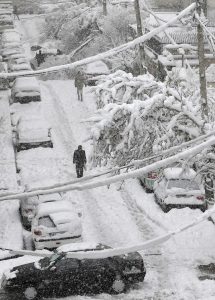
xmin=163 ymin=168 xmax=196 ymax=180
xmin=146 ymin=12 xmax=181 ymax=28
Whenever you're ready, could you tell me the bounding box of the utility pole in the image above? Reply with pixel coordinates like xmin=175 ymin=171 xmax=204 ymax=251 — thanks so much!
xmin=134 ymin=0 xmax=145 ymax=74
xmin=196 ymin=0 xmax=208 ymax=122
xmin=103 ymin=0 xmax=107 ymax=16
xmin=196 ymin=0 xmax=213 ymax=202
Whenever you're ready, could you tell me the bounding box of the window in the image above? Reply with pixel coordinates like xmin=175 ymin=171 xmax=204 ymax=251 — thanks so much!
xmin=38 ymin=216 xmax=55 ymax=228
xmin=167 ymin=179 xmax=200 ymax=191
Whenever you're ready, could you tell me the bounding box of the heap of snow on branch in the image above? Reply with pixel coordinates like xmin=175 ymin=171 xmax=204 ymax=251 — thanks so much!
xmin=88 ymin=68 xmax=215 ymax=167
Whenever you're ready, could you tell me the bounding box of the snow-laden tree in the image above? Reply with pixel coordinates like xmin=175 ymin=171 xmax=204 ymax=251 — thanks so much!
xmin=43 ymin=2 xmax=101 ymax=52
xmin=94 ymin=70 xmax=163 ymax=108
xmin=88 ymin=67 xmax=215 ymax=167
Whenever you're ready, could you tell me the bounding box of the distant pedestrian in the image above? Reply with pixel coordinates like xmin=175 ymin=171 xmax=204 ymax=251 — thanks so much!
xmin=73 ymin=145 xmax=87 ymax=178
xmin=35 ymin=50 xmax=45 ymax=67
xmin=74 ymin=70 xmax=85 ymax=101
xmin=13 ymin=5 xmax=20 ymax=20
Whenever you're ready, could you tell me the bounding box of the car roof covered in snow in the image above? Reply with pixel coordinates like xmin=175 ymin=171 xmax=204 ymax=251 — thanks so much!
xmin=2 ymin=30 xmax=20 ymax=43
xmin=57 ymin=242 xmax=109 ymax=253
xmin=38 ymin=193 xmax=62 ymax=203
xmin=85 ymin=60 xmax=109 ymax=75
xmin=9 ymin=63 xmax=31 ymax=72
xmin=18 ymin=117 xmax=50 ymax=132
xmin=163 ymin=168 xmax=196 ymax=180
xmin=37 ymin=200 xmax=73 ymax=218
xmin=12 ymin=76 xmax=40 ymax=93
xmin=50 ymin=211 xmax=78 ymax=225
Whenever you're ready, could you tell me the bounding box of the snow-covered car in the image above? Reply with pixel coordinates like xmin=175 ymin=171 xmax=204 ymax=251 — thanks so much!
xmin=1 ymin=47 xmax=23 ymax=61
xmin=8 ymin=62 xmax=31 ymax=72
xmin=139 ymin=171 xmax=159 ymax=193
xmin=11 ymin=77 xmax=41 ymax=104
xmin=85 ymin=60 xmax=110 ymax=86
xmin=154 ymin=167 xmax=207 ymax=212
xmin=30 ymin=47 xmax=63 ymax=69
xmin=20 ymin=193 xmax=62 ymax=230
xmin=13 ymin=117 xmax=53 ymax=152
xmin=1 ymin=242 xmax=146 ymax=299
xmin=1 ymin=29 xmax=20 ymax=44
xmin=32 ymin=200 xmax=82 ymax=250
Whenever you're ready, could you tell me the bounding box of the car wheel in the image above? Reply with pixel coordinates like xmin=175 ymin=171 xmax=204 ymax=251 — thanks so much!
xmin=23 ymin=286 xmax=38 ymax=300
xmin=110 ymin=276 xmax=126 ymax=294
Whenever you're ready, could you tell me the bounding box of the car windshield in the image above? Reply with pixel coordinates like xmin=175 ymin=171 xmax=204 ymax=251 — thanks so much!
xmin=38 ymin=216 xmax=55 ymax=228
xmin=39 ymin=253 xmax=64 ymax=269
xmin=167 ymin=179 xmax=200 ymax=190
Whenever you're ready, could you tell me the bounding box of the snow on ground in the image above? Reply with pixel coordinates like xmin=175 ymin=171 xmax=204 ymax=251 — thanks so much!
xmin=0 ymin=9 xmax=215 ymax=300
xmin=0 ymin=92 xmax=23 ymax=260
xmin=124 ymin=179 xmax=215 ymax=299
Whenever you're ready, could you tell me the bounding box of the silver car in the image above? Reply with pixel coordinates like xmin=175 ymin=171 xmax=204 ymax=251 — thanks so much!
xmin=154 ymin=167 xmax=207 ymax=212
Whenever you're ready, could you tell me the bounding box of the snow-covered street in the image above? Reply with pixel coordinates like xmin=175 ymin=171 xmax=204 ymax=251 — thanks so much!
xmin=0 ymin=2 xmax=215 ymax=300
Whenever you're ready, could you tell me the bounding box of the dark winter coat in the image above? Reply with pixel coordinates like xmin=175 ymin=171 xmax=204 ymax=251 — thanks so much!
xmin=74 ymin=72 xmax=85 ymax=89
xmin=73 ymin=149 xmax=86 ymax=167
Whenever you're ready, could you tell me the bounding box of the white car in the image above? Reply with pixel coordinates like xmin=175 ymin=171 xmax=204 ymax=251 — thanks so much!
xmin=20 ymin=193 xmax=62 ymax=230
xmin=32 ymin=200 xmax=82 ymax=250
xmin=13 ymin=117 xmax=53 ymax=152
xmin=154 ymin=167 xmax=207 ymax=212
xmin=11 ymin=77 xmax=41 ymax=104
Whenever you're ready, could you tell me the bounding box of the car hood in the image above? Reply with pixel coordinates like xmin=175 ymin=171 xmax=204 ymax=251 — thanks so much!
xmin=8 ymin=262 xmax=44 ymax=282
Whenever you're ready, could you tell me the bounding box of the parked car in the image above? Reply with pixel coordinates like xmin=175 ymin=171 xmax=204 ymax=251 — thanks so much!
xmin=139 ymin=171 xmax=159 ymax=193
xmin=30 ymin=47 xmax=63 ymax=69
xmin=13 ymin=116 xmax=53 ymax=152
xmin=32 ymin=200 xmax=82 ymax=250
xmin=11 ymin=77 xmax=41 ymax=104
xmin=154 ymin=167 xmax=207 ymax=212
xmin=1 ymin=242 xmax=146 ymax=299
xmin=8 ymin=62 xmax=31 ymax=72
xmin=20 ymin=193 xmax=62 ymax=230
xmin=85 ymin=60 xmax=110 ymax=86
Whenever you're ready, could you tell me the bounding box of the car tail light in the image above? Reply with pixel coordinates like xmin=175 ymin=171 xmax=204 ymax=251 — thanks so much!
xmin=34 ymin=229 xmax=43 ymax=236
xmin=196 ymin=195 xmax=205 ymax=201
xmin=148 ymin=172 xmax=158 ymax=179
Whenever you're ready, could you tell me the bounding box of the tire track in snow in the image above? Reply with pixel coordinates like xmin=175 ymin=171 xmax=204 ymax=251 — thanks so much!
xmin=41 ymin=82 xmax=76 ymax=158
xmin=120 ymin=187 xmax=178 ymax=299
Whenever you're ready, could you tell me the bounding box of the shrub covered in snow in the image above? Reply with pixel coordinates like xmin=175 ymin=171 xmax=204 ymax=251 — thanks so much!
xmin=88 ymin=68 xmax=215 ymax=167
xmin=94 ymin=70 xmax=162 ymax=108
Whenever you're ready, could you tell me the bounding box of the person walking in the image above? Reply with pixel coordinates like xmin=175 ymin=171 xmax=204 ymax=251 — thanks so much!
xmin=35 ymin=50 xmax=45 ymax=67
xmin=74 ymin=70 xmax=85 ymax=101
xmin=73 ymin=145 xmax=87 ymax=178
xmin=13 ymin=5 xmax=20 ymax=20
